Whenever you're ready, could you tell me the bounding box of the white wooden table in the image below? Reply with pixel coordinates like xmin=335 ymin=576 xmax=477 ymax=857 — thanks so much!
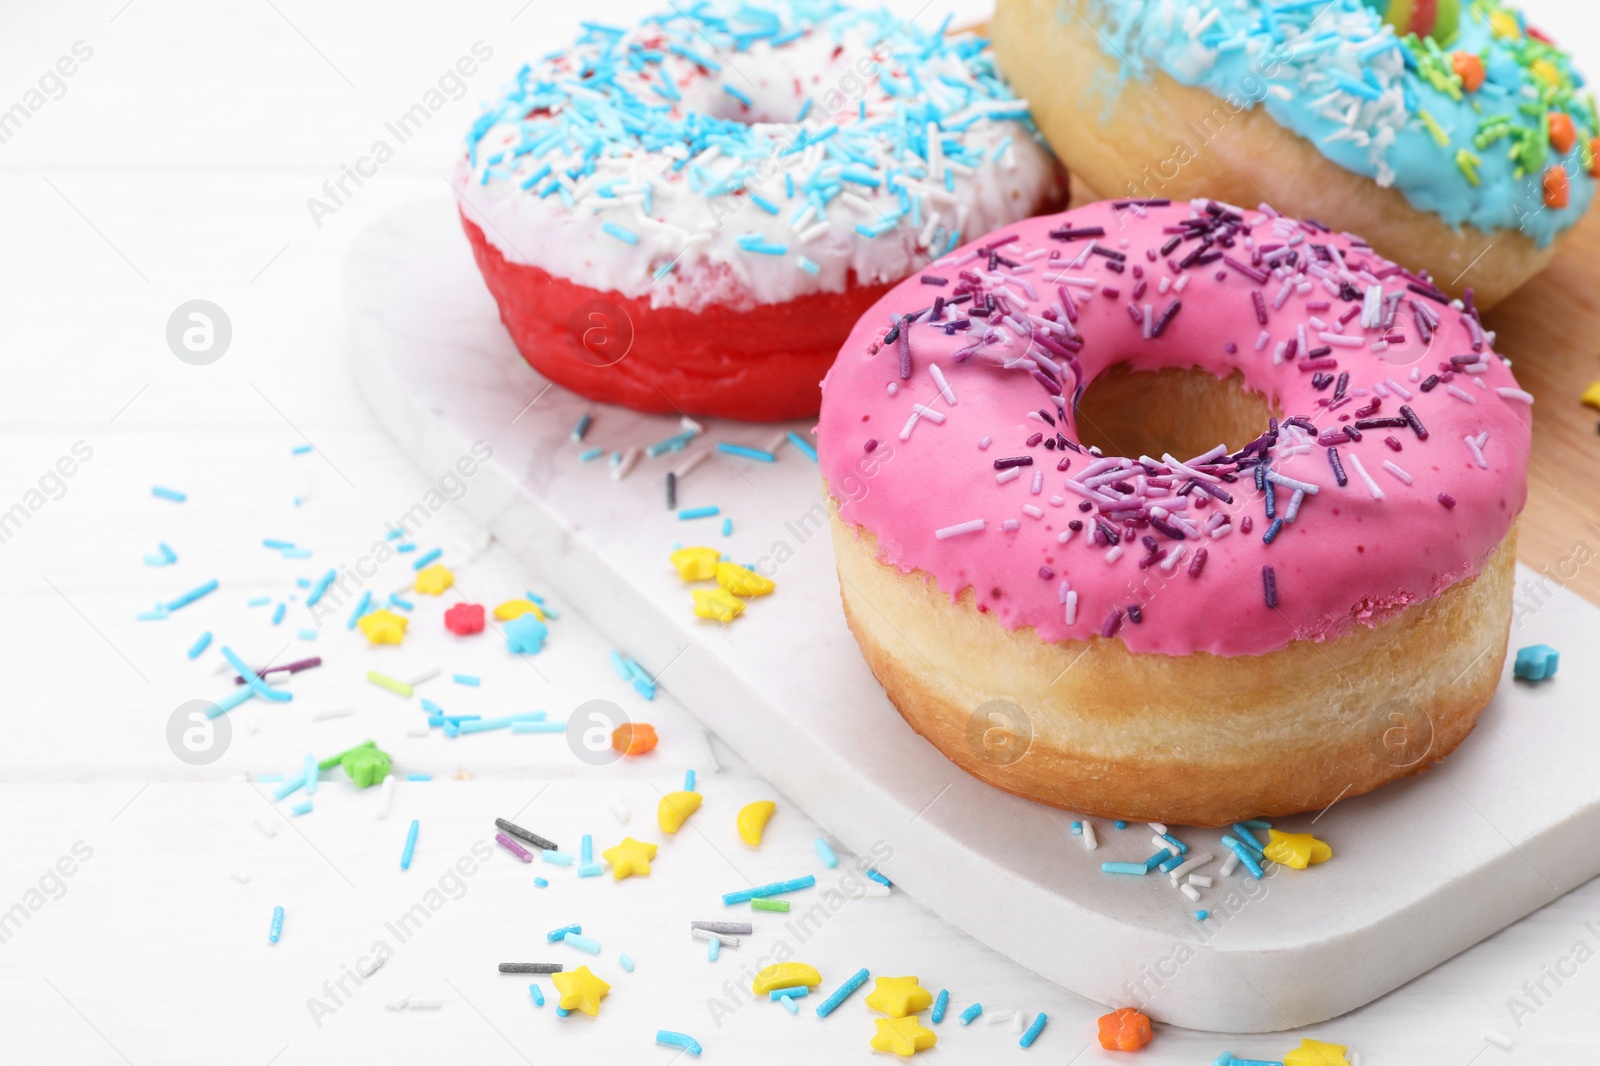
xmin=3 ymin=2 xmax=1599 ymax=1063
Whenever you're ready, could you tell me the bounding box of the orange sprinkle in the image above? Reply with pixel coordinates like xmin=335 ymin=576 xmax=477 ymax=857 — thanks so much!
xmin=1097 ymin=1007 xmax=1153 ymax=1052
xmin=1549 ymin=112 xmax=1578 ymax=155
xmin=612 ymin=722 xmax=659 ymax=756
xmin=1589 ymin=138 xmax=1600 ymax=178
xmin=1451 ymin=52 xmax=1486 ymax=93
xmin=1544 ymin=166 xmax=1570 ymax=210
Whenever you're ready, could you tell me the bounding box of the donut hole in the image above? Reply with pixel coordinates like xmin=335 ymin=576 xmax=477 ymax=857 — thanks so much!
xmin=1073 ymin=367 xmax=1278 ymax=461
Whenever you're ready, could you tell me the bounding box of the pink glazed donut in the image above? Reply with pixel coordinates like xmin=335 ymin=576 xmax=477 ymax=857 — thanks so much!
xmin=818 ymin=197 xmax=1532 ymax=826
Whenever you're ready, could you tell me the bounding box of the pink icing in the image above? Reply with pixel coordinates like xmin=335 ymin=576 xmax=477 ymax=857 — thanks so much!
xmin=817 ymin=200 xmax=1532 ymax=657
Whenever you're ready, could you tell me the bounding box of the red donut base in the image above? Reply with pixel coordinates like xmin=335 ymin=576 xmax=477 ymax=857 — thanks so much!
xmin=460 ymin=212 xmax=896 ymax=421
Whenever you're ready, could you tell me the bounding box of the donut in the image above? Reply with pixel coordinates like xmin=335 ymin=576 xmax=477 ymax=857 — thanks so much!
xmin=989 ymin=0 xmax=1597 ymax=309
xmin=453 ymin=3 xmax=1066 ymax=421
xmin=816 ymin=198 xmax=1532 ymax=826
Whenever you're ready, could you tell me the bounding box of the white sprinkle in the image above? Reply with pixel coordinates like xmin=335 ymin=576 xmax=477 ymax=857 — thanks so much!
xmin=978 ymin=435 xmax=992 ymax=450
xmin=609 ymin=796 xmax=631 ymax=824
xmin=912 ymin=404 xmax=945 ymax=424
xmin=1147 ymin=822 xmax=1168 ymax=834
xmin=1465 ymin=436 xmax=1489 ymax=469
xmin=887 ymin=382 xmax=899 ymax=396
xmin=1022 ymin=505 xmax=1044 ymax=519
xmin=1159 ymin=543 xmax=1187 ymax=572
xmin=231 ymin=871 xmax=250 ymax=884
xmin=899 ymin=411 xmax=921 ymax=440
xmin=1484 ymin=1030 xmax=1513 ymax=1050
xmin=1001 ymin=518 xmax=1020 ymax=531
xmin=1410 ymin=366 xmax=1421 ymax=381
xmin=798 ymin=221 xmax=831 ymax=244
xmin=1255 ymin=330 xmax=1271 ymax=351
xmin=378 ymin=774 xmax=395 ymax=819
xmin=1497 ymin=387 xmax=1534 ymax=404
xmin=1057 ymin=527 xmax=1076 ymax=545
xmin=407 ymin=667 xmax=441 ymax=687
xmin=986 ymin=1009 xmax=1017 ymax=1026
xmin=313 ymin=707 xmax=355 ymax=721
xmin=1220 ymin=851 xmax=1241 ymax=877
xmin=1174 ymin=274 xmax=1190 ymax=292
xmin=680 ymin=415 xmax=704 ymax=433
xmin=1382 ymin=460 xmax=1414 ymax=485
xmin=1158 ymin=276 xmax=1171 ymax=295
xmin=1188 ymin=874 xmax=1213 ymax=888
xmin=406 ymin=997 xmax=444 ymax=1010
xmin=1050 ymin=495 xmax=1065 ymax=507
xmin=1082 ymin=820 xmax=1097 ymax=850
xmin=1104 ymin=544 xmax=1124 ymax=564
xmin=1063 ymin=589 xmax=1078 ymax=624
xmin=929 ymin=364 xmax=956 ymax=404
xmin=936 ymin=519 xmax=985 ymax=539
xmin=1266 ymin=471 xmax=1320 ymax=495
xmin=1447 ymin=385 xmax=1478 ymax=404
xmin=1030 ymin=471 xmax=1043 ymax=495
xmin=359 ymin=954 xmax=387 ymax=977
xmin=1347 ymin=452 xmax=1384 ymax=499
xmin=1180 ymin=883 xmax=1202 ymax=902
xmin=1142 ymin=303 xmax=1154 ymax=340
xmin=1151 ymin=834 xmax=1172 ymax=853
xmin=610 ymin=445 xmax=642 ymax=481
xmin=996 ymin=467 xmax=1022 ymax=485
xmin=672 ymin=450 xmax=710 ymax=480
xmin=1167 ymin=852 xmax=1213 ymax=881
xmin=1384 ymin=378 xmax=1414 ymax=400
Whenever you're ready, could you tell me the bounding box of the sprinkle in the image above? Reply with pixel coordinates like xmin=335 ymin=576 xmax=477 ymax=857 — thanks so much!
xmin=722 ymin=875 xmax=815 ymax=905
xmin=752 ymin=898 xmax=790 ymax=912
xmin=367 ymin=670 xmax=414 ymax=698
xmin=187 ymin=631 xmax=212 ymax=659
xmin=1382 ymin=460 xmax=1414 ymax=485
xmin=1465 ymin=435 xmax=1489 ymax=469
xmin=1439 ymin=492 xmax=1457 ymax=509
xmin=929 ymin=363 xmax=956 ymax=405
xmin=400 ymin=819 xmax=419 ymax=870
xmin=453 ymin=673 xmax=480 ymax=686
xmin=1346 ymin=453 xmax=1384 ymax=499
xmin=563 ymin=932 xmax=602 ymax=954
xmin=1100 ymin=861 xmax=1148 ymax=876
xmin=815 ymin=967 xmax=870 ymax=1018
xmin=785 ymin=431 xmax=818 ymax=462
xmin=601 ymin=221 xmax=639 ymax=245
xmin=935 ymin=519 xmax=985 ymax=539
xmin=1262 ymin=566 xmax=1278 ymax=609
xmin=569 ymin=413 xmax=592 ymax=442
xmin=495 ymin=818 xmax=558 ymax=852
xmin=657 ymin=1031 xmax=703 ymax=1056
xmin=959 ymin=1003 xmax=984 ymax=1025
xmin=678 ymin=506 xmax=720 ymax=520
xmin=1020 ymin=1013 xmax=1048 ymax=1049
xmin=151 ymin=486 xmax=186 ymax=502
xmin=1497 ymin=387 xmax=1535 ymax=404
xmin=269 ymin=905 xmax=285 ymax=943
xmin=931 ymin=989 xmax=950 ymax=1024
xmin=716 ymin=442 xmax=776 ymax=463
xmin=814 ymin=838 xmax=839 ymax=868
xmin=499 ymin=962 xmax=564 ymax=974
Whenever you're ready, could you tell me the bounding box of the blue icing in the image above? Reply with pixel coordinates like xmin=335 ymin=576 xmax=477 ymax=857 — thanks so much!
xmin=1084 ymin=0 xmax=1595 ymax=249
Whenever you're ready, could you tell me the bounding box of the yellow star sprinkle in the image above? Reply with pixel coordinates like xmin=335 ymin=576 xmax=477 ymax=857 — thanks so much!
xmin=670 ymin=546 xmax=721 ymax=581
xmin=355 ymin=609 xmax=408 ymax=645
xmin=1489 ymin=9 xmax=1519 ymax=39
xmin=1263 ymin=829 xmax=1333 ymax=870
xmin=870 ymin=1016 xmax=937 ymax=1056
xmin=716 ymin=561 xmax=775 ymax=597
xmin=493 ymin=598 xmax=544 ymax=621
xmin=692 ymin=587 xmax=745 ymax=622
xmin=601 ymin=836 xmax=658 ymax=880
xmin=657 ymin=790 xmax=702 ymax=834
xmin=1581 ymin=381 xmax=1600 ymax=410
xmin=550 ymin=965 xmax=610 ymax=1016
xmin=865 ymin=976 xmax=934 ymax=1019
xmin=413 ymin=563 xmax=454 ymax=596
xmin=1284 ymin=1037 xmax=1350 ymax=1066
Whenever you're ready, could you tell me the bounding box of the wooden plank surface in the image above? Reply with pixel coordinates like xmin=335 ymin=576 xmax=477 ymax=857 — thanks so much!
xmin=1485 ymin=208 xmax=1600 ymax=605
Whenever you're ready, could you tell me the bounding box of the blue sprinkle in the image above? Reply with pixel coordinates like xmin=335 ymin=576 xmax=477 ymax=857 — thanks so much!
xmin=750 ymin=193 xmax=779 ymax=215
xmin=570 ymin=413 xmax=592 ymax=442
xmin=1020 ymin=1012 xmax=1048 ymax=1048
xmin=959 ymin=1002 xmax=983 ymax=1025
xmin=721 ymin=517 xmax=733 ymax=537
xmin=297 ymin=628 xmax=316 ymax=641
xmin=271 ymin=602 xmax=286 ymax=625
xmin=578 ymin=447 xmax=603 ymax=462
xmin=722 ymin=84 xmax=754 ymax=108
xmin=151 ymin=486 xmax=186 ymax=502
xmin=187 ymin=631 xmax=212 ymax=660
xmin=290 ymin=800 xmax=313 ymax=816
xmin=931 ymin=988 xmax=949 ymax=1023
xmin=388 ymin=594 xmax=413 ymax=611
xmin=619 ymin=954 xmax=636 ymax=973
xmin=1100 ymin=861 xmax=1147 ymax=876
xmin=291 ymin=444 xmax=313 ymax=455
xmin=346 ymin=589 xmax=372 ymax=629
xmin=684 ymin=769 xmax=696 ymax=792
xmin=412 ymin=547 xmax=442 ymax=570
xmin=406 ymin=773 xmax=432 ymax=782
xmin=602 ymin=221 xmax=640 ymax=245
xmin=678 ymin=506 xmax=720 ymax=520
xmin=716 ymin=442 xmax=776 ymax=462
xmin=814 ymin=838 xmax=838 ymax=868
xmin=785 ymin=431 xmax=818 ymax=461
xmin=1196 ymin=909 xmax=1209 ymax=921
xmin=534 ymin=877 xmax=548 ymax=888
xmin=797 ymin=257 xmax=820 ymax=275
xmin=453 ymin=673 xmax=480 ymax=686
xmin=656 ymin=1031 xmax=703 ymax=1055
xmin=815 ymin=967 xmax=870 ymax=1017
xmin=247 ymin=596 xmax=271 ymax=608
xmin=529 ymin=982 xmax=545 ymax=1006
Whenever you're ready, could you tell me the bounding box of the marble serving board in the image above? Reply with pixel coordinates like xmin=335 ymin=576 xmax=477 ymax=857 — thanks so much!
xmin=344 ymin=194 xmax=1600 ymax=1033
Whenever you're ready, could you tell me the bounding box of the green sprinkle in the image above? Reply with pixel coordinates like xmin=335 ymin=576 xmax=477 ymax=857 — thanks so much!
xmin=1418 ymin=109 xmax=1450 ymax=147
xmin=752 ymin=898 xmax=790 ymax=912
xmin=1456 ymin=148 xmax=1483 ymax=186
xmin=366 ymin=670 xmax=413 ymax=698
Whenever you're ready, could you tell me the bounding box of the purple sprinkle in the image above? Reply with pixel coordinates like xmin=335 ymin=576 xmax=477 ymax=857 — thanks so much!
xmin=1251 ymin=290 xmax=1269 ymax=326
xmin=864 ymin=439 xmax=878 ymax=453
xmin=1127 ymin=604 xmax=1143 ymax=624
xmin=1101 ymin=607 xmax=1124 ymax=639
xmin=920 ymin=275 xmax=949 ymax=286
xmin=1025 ymin=432 xmax=1044 ymax=447
xmin=1151 ymin=300 xmax=1182 ymax=337
xmin=1240 ymin=515 xmax=1253 ymax=535
xmin=1438 ymin=492 xmax=1457 ymax=509
xmin=1399 ymin=404 xmax=1429 ymax=441
xmin=1038 ymin=566 xmax=1055 ymax=580
xmin=1048 ymin=226 xmax=1107 ymax=241
xmin=1298 ymin=358 xmax=1339 ymax=373
xmin=1187 ymin=547 xmax=1208 ymax=578
xmin=897 ymin=317 xmax=911 ymax=380
xmin=1334 ymin=372 xmax=1349 ymax=400
xmin=993 ymin=456 xmax=1034 ymax=470
xmin=1384 ymin=436 xmax=1403 ymax=452
xmin=1354 ymin=417 xmax=1407 ymax=430
xmin=1328 ymin=447 xmax=1348 ymax=487
xmin=1262 ymin=565 xmax=1278 ymax=609
xmin=1262 ymin=518 xmax=1284 ymax=545
xmin=1068 ymin=520 xmax=1084 ymax=531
